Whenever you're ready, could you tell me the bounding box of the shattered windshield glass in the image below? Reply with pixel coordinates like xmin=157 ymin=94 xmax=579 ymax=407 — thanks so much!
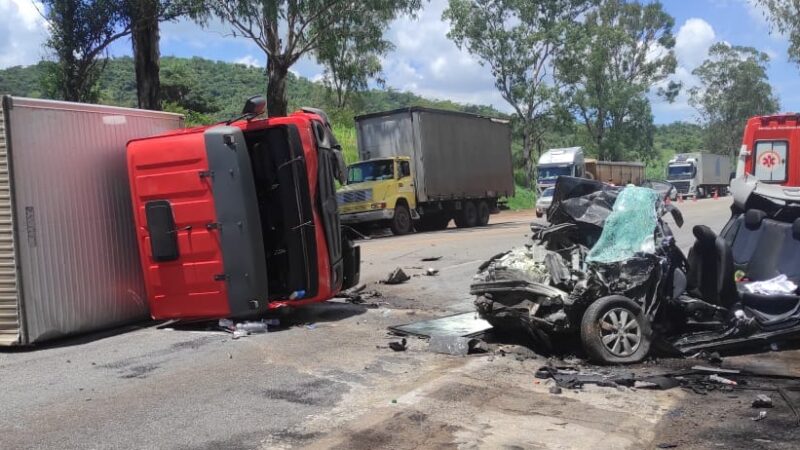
xmin=586 ymin=186 xmax=660 ymax=263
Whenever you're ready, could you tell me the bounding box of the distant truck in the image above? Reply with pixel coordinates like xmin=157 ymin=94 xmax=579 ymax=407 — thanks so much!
xmin=337 ymin=107 xmax=514 ymax=234
xmin=666 ymin=152 xmax=731 ymax=199
xmin=536 ymin=146 xmax=644 ymax=192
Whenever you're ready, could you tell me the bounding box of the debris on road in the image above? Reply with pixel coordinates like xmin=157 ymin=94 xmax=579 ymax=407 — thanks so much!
xmin=388 ymin=312 xmax=492 ymax=338
xmin=549 ymin=386 xmax=563 ymax=395
xmin=421 ymin=256 xmax=443 ymax=262
xmin=427 ymin=336 xmax=488 ymax=356
xmin=383 ymin=267 xmax=411 ymax=285
xmin=388 ymin=338 xmax=407 ymax=352
xmin=534 ymin=365 xmax=635 ymax=389
xmin=752 ymin=411 xmax=768 ymax=421
xmin=425 ymin=267 xmax=439 ymax=276
xmin=219 ymin=318 xmax=279 ymax=339
xmin=708 ymin=374 xmax=738 ymax=386
xmin=752 ymin=394 xmax=773 ymax=408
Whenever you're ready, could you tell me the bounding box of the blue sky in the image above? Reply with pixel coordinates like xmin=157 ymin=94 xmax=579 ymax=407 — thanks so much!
xmin=2 ymin=0 xmax=797 ymax=124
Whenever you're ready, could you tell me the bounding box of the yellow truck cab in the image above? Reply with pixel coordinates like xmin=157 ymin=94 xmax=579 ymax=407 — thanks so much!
xmin=337 ymin=156 xmax=417 ymax=234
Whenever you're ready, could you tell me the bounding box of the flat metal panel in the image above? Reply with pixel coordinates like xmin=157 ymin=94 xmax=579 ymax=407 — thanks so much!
xmin=5 ymin=97 xmax=183 ymax=344
xmin=0 ymin=99 xmax=21 ymax=345
xmin=415 ymin=110 xmax=514 ymax=200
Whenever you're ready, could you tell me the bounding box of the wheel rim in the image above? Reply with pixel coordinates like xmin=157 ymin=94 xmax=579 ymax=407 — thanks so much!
xmin=599 ymin=307 xmax=641 ymax=357
xmin=396 ymin=208 xmax=410 ymax=231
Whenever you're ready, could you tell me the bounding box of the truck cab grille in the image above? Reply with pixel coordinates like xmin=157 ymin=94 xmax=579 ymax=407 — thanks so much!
xmin=672 ymin=181 xmax=690 ymax=194
xmin=337 ymin=189 xmax=372 ymax=204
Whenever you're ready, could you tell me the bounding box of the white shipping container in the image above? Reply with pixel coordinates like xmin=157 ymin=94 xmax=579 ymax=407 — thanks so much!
xmin=0 ymin=96 xmax=183 ymax=345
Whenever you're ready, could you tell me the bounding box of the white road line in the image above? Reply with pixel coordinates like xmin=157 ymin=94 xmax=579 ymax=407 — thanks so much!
xmin=441 ymin=259 xmax=484 ymax=271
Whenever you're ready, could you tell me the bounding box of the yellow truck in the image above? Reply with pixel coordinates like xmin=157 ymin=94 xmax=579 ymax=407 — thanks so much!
xmin=337 ymin=107 xmax=514 ymax=235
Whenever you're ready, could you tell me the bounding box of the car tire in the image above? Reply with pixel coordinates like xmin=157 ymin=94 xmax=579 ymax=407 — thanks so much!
xmin=390 ymin=203 xmax=413 ymax=235
xmin=454 ymin=201 xmax=478 ymax=228
xmin=477 ymin=200 xmax=491 ymax=226
xmin=580 ymin=295 xmax=651 ymax=365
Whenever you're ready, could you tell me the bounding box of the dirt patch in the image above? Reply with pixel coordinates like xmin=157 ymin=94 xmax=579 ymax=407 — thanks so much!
xmin=330 ymin=410 xmax=460 ymax=450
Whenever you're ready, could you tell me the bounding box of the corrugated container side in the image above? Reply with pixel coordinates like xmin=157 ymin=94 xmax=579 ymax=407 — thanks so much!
xmin=0 ymin=98 xmax=21 ymax=345
xmin=416 ymin=110 xmax=514 ymax=200
xmin=5 ymin=97 xmax=182 ymax=344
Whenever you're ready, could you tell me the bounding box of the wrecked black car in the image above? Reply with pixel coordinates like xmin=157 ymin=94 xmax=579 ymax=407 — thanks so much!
xmin=472 ymin=176 xmax=800 ymax=364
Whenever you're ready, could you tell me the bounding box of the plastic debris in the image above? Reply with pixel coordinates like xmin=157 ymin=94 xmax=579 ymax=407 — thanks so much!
xmin=425 ymin=267 xmax=439 ymax=276
xmin=290 ymin=290 xmax=306 ymax=300
xmin=709 ymin=374 xmax=738 ymax=386
xmin=752 ymin=394 xmax=773 ymax=408
xmin=428 ymin=335 xmax=471 ymax=355
xmin=383 ymin=267 xmax=410 ymax=284
xmin=586 ymin=186 xmax=659 ymax=263
xmin=388 ymin=338 xmax=407 ymax=352
xmin=236 ymin=321 xmax=270 ymax=334
xmin=752 ymin=411 xmax=767 ymax=421
xmin=743 ymin=274 xmax=798 ymax=295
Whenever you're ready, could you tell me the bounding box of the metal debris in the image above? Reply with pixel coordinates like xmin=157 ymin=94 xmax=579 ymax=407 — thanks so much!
xmin=752 ymin=411 xmax=767 ymax=421
xmin=383 ymin=267 xmax=411 ymax=284
xmin=752 ymin=394 xmax=773 ymax=408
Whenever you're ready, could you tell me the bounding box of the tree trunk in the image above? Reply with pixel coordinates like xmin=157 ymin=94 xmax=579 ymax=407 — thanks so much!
xmin=522 ymin=129 xmax=534 ymax=188
xmin=131 ymin=0 xmax=161 ymax=110
xmin=267 ymin=57 xmax=289 ymax=117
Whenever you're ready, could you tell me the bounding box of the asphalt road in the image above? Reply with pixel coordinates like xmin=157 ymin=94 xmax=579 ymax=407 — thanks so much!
xmin=3 ymin=197 xmax=796 ymax=449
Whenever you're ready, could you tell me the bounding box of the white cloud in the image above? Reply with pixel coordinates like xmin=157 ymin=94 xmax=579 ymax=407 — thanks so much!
xmin=675 ymin=18 xmax=716 ymax=68
xmin=380 ymin=0 xmax=509 ymax=111
xmin=0 ymin=0 xmax=49 ymax=68
xmin=234 ymin=55 xmax=263 ymax=67
xmin=652 ymin=18 xmax=718 ymax=123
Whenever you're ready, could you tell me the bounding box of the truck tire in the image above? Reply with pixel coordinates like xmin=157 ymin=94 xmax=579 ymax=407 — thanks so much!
xmin=580 ymin=295 xmax=651 ymax=365
xmin=390 ymin=204 xmax=413 ymax=235
xmin=454 ymin=201 xmax=478 ymax=228
xmin=477 ymin=200 xmax=491 ymax=226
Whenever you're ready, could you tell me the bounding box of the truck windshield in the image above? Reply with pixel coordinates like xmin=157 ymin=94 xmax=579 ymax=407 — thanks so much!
xmin=347 ymin=160 xmax=394 ymax=184
xmin=538 ymin=165 xmax=572 ymax=180
xmin=667 ymin=164 xmax=694 ymax=180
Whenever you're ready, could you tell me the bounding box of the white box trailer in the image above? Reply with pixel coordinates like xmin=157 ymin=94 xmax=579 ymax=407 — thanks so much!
xmin=0 ymin=96 xmax=183 ymax=345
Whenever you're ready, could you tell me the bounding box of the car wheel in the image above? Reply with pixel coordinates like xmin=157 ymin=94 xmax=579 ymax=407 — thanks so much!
xmin=454 ymin=201 xmax=478 ymax=228
xmin=477 ymin=200 xmax=491 ymax=226
xmin=581 ymin=295 xmax=651 ymax=365
xmin=390 ymin=203 xmax=413 ymax=235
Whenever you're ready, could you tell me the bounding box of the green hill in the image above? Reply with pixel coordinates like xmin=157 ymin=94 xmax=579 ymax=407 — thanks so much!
xmin=0 ymin=56 xmax=704 ymax=210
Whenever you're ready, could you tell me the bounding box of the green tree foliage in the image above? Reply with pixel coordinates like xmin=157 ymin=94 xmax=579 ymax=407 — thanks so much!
xmin=689 ymin=43 xmax=780 ymax=159
xmin=315 ymin=8 xmax=395 ymax=108
xmin=444 ymin=0 xmax=591 ymax=186
xmin=188 ymin=0 xmax=421 ymax=117
xmin=40 ymin=0 xmax=131 ymax=102
xmin=557 ymin=0 xmax=677 ymax=162
xmin=755 ymin=0 xmax=800 ymax=66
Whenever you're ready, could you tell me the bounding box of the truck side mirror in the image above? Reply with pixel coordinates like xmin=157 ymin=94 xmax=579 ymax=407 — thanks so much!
xmin=242 ymin=95 xmax=266 ymax=117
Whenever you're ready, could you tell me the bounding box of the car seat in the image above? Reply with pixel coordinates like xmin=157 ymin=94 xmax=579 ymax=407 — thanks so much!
xmin=686 ymin=225 xmax=737 ymax=309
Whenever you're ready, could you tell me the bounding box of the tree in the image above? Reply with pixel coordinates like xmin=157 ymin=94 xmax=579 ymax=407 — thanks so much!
xmin=557 ymin=0 xmax=676 ymax=162
xmin=689 ymin=43 xmax=780 ymax=159
xmin=192 ymin=0 xmax=420 ymax=117
xmin=444 ymin=0 xmax=592 ymax=186
xmin=41 ymin=0 xmax=130 ymax=102
xmin=125 ymin=1 xmax=188 ymax=110
xmin=755 ymin=0 xmax=800 ymax=66
xmin=315 ymin=12 xmax=394 ymax=109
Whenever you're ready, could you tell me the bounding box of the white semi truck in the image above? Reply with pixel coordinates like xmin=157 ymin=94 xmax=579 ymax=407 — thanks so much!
xmin=666 ymin=152 xmax=732 ymax=199
xmin=536 ymin=147 xmax=644 ymax=193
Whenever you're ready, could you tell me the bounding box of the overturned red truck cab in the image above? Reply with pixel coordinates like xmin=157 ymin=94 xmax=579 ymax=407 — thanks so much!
xmin=127 ymin=98 xmax=359 ymax=320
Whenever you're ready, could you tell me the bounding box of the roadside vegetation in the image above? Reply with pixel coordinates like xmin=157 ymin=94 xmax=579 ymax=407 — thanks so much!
xmin=3 ymin=0 xmax=797 ymax=208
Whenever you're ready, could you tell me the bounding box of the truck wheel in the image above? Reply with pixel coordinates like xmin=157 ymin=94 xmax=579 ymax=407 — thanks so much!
xmin=417 ymin=214 xmax=450 ymax=231
xmin=390 ymin=204 xmax=413 ymax=235
xmin=580 ymin=295 xmax=651 ymax=365
xmin=477 ymin=201 xmax=491 ymax=226
xmin=454 ymin=201 xmax=478 ymax=228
